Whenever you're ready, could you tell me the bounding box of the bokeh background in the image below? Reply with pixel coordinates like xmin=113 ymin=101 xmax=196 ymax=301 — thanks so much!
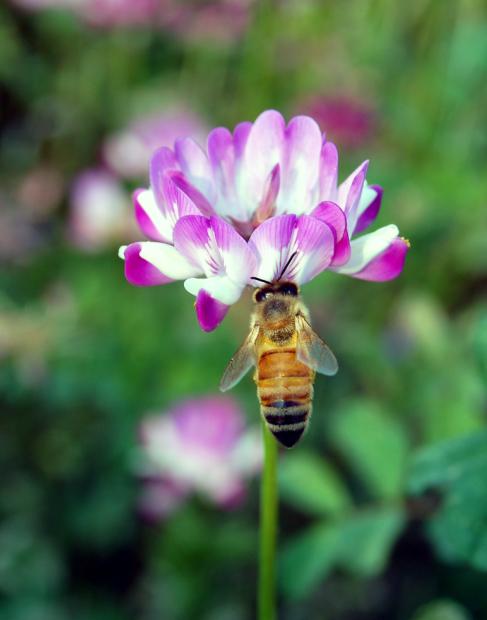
xmin=1 ymin=1 xmax=487 ymax=619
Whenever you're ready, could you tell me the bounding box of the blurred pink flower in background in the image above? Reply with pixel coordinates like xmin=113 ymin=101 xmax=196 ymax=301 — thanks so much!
xmin=10 ymin=0 xmax=161 ymax=26
xmin=161 ymin=0 xmax=253 ymax=45
xmin=80 ymin=0 xmax=161 ymax=27
xmin=103 ymin=109 xmax=208 ymax=180
xmin=16 ymin=165 xmax=64 ymax=218
xmin=10 ymin=0 xmax=254 ymax=39
xmin=0 ymin=166 xmax=64 ymax=263
xmin=138 ymin=396 xmax=262 ymax=520
xmin=300 ymin=95 xmax=376 ymax=150
xmin=68 ymin=168 xmax=136 ymax=251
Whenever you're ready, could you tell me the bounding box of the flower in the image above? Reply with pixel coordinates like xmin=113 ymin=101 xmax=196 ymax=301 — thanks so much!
xmin=69 ymin=168 xmax=136 ymax=251
xmin=10 ymin=0 xmax=253 ymax=37
xmin=119 ymin=109 xmax=409 ymax=331
xmin=137 ymin=396 xmax=261 ymax=520
xmin=103 ymin=109 xmax=208 ymax=180
xmin=299 ymin=94 xmax=376 ymax=150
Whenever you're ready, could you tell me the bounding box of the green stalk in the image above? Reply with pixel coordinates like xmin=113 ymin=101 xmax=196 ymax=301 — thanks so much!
xmin=258 ymin=422 xmax=278 ymax=620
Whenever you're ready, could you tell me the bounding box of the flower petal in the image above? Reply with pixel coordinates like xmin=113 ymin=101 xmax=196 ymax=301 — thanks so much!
xmin=248 ymin=214 xmax=335 ymax=285
xmin=150 ymin=147 xmax=178 ymax=188
xmin=121 ymin=241 xmax=201 ymax=286
xmin=174 ymin=215 xmax=256 ymax=305
xmin=333 ymin=224 xmax=401 ymax=276
xmin=252 ymin=163 xmax=280 ymax=224
xmin=351 ymin=237 xmax=409 ymax=281
xmin=239 ymin=110 xmax=285 ymax=215
xmin=195 ymin=289 xmax=230 ymax=332
xmin=136 ymin=172 xmax=201 ymax=243
xmin=174 ymin=137 xmax=215 ymax=202
xmin=310 ymin=201 xmax=346 ymax=240
xmin=184 ymin=275 xmax=246 ymax=306
xmin=210 ymin=215 xmax=257 ymax=284
xmin=169 ymin=171 xmax=216 ymax=217
xmin=308 ymin=201 xmax=351 ymax=266
xmin=353 ymin=184 xmax=383 ymax=235
xmin=233 ymin=121 xmax=252 ymax=158
xmin=277 ymin=115 xmax=322 ymax=214
xmin=248 ymin=214 xmax=295 ymax=283
xmin=134 ymin=189 xmax=171 ymax=242
xmin=207 ymin=126 xmax=242 ymax=218
xmin=318 ymin=141 xmax=339 ymax=202
xmin=338 ymin=159 xmax=369 ymax=220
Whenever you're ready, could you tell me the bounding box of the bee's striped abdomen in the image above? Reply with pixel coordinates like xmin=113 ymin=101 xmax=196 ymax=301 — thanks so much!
xmin=256 ymin=348 xmax=314 ymax=448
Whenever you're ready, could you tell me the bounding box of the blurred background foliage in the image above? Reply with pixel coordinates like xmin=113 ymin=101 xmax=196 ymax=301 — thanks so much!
xmin=1 ymin=0 xmax=487 ymax=618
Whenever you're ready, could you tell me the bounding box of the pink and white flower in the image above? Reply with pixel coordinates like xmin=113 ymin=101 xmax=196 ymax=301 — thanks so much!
xmin=119 ymin=110 xmax=409 ymax=331
xmin=138 ymin=396 xmax=261 ymax=520
xmin=69 ymin=168 xmax=135 ymax=251
xmin=103 ymin=109 xmax=208 ymax=180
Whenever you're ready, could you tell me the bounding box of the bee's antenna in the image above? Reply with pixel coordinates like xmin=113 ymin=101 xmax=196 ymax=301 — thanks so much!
xmin=251 ymin=276 xmax=272 ymax=285
xmin=278 ymin=251 xmax=297 ymax=281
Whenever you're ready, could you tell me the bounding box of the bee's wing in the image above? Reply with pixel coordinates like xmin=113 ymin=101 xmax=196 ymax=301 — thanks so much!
xmin=295 ymin=314 xmax=338 ymax=376
xmin=219 ymin=324 xmax=260 ymax=392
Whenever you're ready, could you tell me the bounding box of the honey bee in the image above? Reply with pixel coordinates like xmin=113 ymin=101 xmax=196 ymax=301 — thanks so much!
xmin=220 ymin=255 xmax=338 ymax=448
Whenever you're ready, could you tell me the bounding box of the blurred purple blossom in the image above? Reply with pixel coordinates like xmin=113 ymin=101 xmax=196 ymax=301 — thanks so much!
xmin=161 ymin=0 xmax=253 ymax=45
xmin=138 ymin=395 xmax=261 ymax=520
xmin=68 ymin=168 xmax=136 ymax=251
xmin=103 ymin=109 xmax=208 ymax=180
xmin=11 ymin=0 xmax=253 ymax=39
xmin=300 ymin=95 xmax=377 ymax=150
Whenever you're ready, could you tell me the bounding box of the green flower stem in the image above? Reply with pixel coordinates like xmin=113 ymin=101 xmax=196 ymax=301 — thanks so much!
xmin=258 ymin=422 xmax=278 ymax=620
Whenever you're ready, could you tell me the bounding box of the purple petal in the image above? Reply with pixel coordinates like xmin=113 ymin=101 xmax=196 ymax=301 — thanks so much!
xmin=310 ymin=201 xmax=351 ymax=266
xmin=207 ymin=127 xmax=236 ymax=204
xmin=240 ymin=110 xmax=286 ymax=209
xmin=209 ymin=215 xmax=257 ymax=282
xmin=121 ymin=241 xmax=200 ymax=286
xmin=290 ymin=215 xmax=335 ymax=283
xmin=253 ymin=163 xmax=280 ymax=224
xmin=332 ymin=224 xmax=401 ymax=277
xmin=278 ymin=115 xmax=322 ymax=214
xmin=248 ymin=214 xmax=335 ymax=284
xmin=168 ymin=171 xmax=216 ymax=218
xmin=173 ymin=214 xmax=212 ymax=273
xmin=159 ymin=174 xmax=200 ymax=222
xmin=173 ymin=214 xmax=256 ymax=281
xmin=354 ymin=184 xmax=383 ymax=234
xmin=174 ymin=215 xmax=256 ymax=305
xmin=352 ymin=237 xmax=409 ymax=281
xmin=233 ymin=121 xmax=252 ymax=159
xmin=340 ymin=160 xmax=369 ymax=217
xmin=150 ymin=147 xmax=178 ymax=206
xmin=174 ymin=137 xmax=215 ymax=202
xmin=310 ymin=201 xmax=346 ymax=240
xmin=133 ymin=189 xmax=170 ymax=242
xmin=195 ymin=289 xmax=230 ymax=332
xmin=330 ymin=230 xmax=351 ymax=267
xmin=318 ymin=141 xmax=339 ymax=202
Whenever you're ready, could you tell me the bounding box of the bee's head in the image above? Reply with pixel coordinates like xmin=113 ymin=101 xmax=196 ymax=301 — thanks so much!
xmin=253 ymin=281 xmax=299 ymax=304
xmin=252 ymin=281 xmax=299 ymax=324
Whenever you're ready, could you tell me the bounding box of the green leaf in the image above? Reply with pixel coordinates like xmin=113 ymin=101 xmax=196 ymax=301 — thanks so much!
xmin=410 ymin=600 xmax=471 ymax=620
xmin=409 ymin=430 xmax=487 ymax=570
xmin=279 ymin=451 xmax=351 ymax=516
xmin=280 ymin=507 xmax=405 ymax=599
xmin=336 ymin=507 xmax=405 ymax=575
xmin=329 ymin=400 xmax=409 ymax=499
xmin=279 ymin=523 xmax=340 ymax=600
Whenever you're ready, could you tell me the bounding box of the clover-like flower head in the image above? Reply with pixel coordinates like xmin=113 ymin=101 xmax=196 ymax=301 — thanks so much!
xmin=138 ymin=396 xmax=261 ymax=519
xmin=119 ymin=110 xmax=409 ymax=331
